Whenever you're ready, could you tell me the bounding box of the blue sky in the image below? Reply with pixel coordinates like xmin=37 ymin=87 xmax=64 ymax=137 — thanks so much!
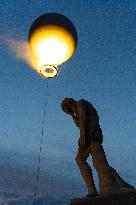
xmin=0 ymin=0 xmax=136 ymax=204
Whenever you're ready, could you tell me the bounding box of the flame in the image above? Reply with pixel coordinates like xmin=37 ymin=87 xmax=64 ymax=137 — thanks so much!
xmin=6 ymin=38 xmax=41 ymax=73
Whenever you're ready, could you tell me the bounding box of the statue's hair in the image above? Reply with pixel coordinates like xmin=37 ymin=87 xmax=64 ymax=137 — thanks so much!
xmin=62 ymin=97 xmax=75 ymax=104
xmin=61 ymin=98 xmax=75 ymax=110
xmin=63 ymin=98 xmax=74 ymax=102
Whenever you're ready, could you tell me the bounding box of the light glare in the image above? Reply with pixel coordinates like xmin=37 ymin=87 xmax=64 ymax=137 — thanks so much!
xmin=29 ymin=26 xmax=75 ymax=68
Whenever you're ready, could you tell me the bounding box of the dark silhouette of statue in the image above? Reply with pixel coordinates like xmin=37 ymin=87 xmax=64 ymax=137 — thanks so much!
xmin=61 ymin=98 xmax=135 ymax=197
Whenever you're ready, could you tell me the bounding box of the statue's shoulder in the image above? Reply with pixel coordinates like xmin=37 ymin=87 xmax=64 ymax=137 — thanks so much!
xmin=78 ymin=99 xmax=92 ymax=106
xmin=77 ymin=99 xmax=92 ymax=109
xmin=78 ymin=99 xmax=86 ymax=105
xmin=78 ymin=99 xmax=98 ymax=113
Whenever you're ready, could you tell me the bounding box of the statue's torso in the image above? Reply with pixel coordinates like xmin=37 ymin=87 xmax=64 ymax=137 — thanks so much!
xmin=77 ymin=99 xmax=103 ymax=145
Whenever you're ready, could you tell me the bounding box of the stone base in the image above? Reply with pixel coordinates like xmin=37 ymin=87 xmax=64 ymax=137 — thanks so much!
xmin=70 ymin=190 xmax=136 ymax=205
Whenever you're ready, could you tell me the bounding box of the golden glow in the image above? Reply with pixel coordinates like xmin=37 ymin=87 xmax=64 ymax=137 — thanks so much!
xmin=29 ymin=25 xmax=76 ymax=68
xmin=6 ymin=24 xmax=76 ymax=78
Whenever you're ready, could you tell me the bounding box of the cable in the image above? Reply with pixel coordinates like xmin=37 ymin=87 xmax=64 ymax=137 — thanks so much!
xmin=33 ymin=80 xmax=49 ymax=204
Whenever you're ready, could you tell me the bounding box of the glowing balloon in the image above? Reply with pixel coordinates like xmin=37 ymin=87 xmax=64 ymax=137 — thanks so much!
xmin=29 ymin=13 xmax=78 ymax=78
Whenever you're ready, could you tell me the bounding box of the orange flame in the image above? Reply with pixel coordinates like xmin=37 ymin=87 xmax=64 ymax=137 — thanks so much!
xmin=6 ymin=38 xmax=41 ymax=73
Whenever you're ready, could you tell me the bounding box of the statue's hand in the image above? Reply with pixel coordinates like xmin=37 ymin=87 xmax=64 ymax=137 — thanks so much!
xmin=64 ymin=109 xmax=73 ymax=115
xmin=78 ymin=137 xmax=86 ymax=150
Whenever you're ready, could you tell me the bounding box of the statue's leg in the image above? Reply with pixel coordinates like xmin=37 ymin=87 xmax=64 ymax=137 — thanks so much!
xmin=90 ymin=142 xmax=135 ymax=194
xmin=75 ymin=148 xmax=98 ymax=196
xmin=109 ymin=167 xmax=135 ymax=190
xmin=90 ymin=142 xmax=118 ymax=194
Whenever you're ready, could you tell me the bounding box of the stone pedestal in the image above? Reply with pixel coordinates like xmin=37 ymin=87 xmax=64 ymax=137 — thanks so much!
xmin=70 ymin=190 xmax=136 ymax=205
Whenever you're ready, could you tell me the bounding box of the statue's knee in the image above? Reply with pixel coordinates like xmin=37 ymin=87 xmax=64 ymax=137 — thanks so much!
xmin=75 ymin=154 xmax=84 ymax=165
xmin=75 ymin=155 xmax=80 ymax=165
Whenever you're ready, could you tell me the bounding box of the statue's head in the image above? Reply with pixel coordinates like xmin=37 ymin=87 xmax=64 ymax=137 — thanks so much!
xmin=61 ymin=98 xmax=76 ymax=114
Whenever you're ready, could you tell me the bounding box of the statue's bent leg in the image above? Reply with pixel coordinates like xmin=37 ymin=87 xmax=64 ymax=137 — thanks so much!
xmin=90 ymin=142 xmax=135 ymax=195
xmin=75 ymin=148 xmax=98 ymax=196
xmin=109 ymin=167 xmax=135 ymax=190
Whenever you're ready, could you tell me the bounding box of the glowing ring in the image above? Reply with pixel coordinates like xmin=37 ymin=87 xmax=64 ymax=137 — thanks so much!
xmin=40 ymin=65 xmax=58 ymax=78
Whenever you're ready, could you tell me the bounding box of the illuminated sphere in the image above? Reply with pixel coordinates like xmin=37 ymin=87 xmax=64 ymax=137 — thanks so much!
xmin=29 ymin=13 xmax=78 ymax=78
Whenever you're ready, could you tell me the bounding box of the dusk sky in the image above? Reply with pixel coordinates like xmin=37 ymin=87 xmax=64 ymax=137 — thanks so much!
xmin=0 ymin=0 xmax=136 ymax=204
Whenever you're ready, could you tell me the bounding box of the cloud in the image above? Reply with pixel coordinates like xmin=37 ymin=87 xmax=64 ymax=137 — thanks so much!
xmin=0 ymin=199 xmax=9 ymax=205
xmin=8 ymin=195 xmax=68 ymax=205
xmin=0 ymin=151 xmax=85 ymax=204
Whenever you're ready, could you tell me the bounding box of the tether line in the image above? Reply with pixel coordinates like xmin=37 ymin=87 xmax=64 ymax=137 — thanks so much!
xmin=34 ymin=80 xmax=49 ymax=204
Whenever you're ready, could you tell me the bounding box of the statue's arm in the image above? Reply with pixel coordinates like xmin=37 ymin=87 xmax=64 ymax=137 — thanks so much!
xmin=77 ymin=101 xmax=87 ymax=149
xmin=71 ymin=114 xmax=80 ymax=128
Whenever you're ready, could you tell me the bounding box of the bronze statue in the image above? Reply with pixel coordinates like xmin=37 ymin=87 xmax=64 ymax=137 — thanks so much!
xmin=61 ymin=98 xmax=135 ymax=197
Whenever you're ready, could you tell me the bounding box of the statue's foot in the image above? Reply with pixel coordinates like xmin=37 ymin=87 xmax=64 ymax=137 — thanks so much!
xmin=86 ymin=193 xmax=98 ymax=198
